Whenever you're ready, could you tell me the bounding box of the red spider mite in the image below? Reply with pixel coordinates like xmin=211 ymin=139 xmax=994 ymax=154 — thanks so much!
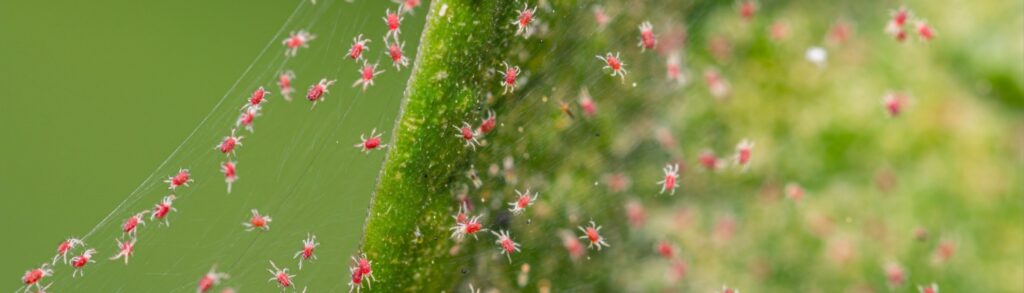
xmin=578 ymin=221 xmax=610 ymax=251
xmin=478 ymin=110 xmax=497 ymax=134
xmin=916 ymin=21 xmax=935 ymax=41
xmin=151 ymin=195 xmax=177 ymax=226
xmin=221 ymin=161 xmax=237 ymax=193
xmin=197 ymin=266 xmax=229 ymax=293
xmin=722 ymin=285 xmax=739 ymax=293
xmin=593 ymin=6 xmax=610 ymax=30
xmin=704 ymin=69 xmax=730 ymax=98
xmin=355 ymin=128 xmax=387 ymax=154
xmin=283 ymin=30 xmax=315 ymax=57
xmin=603 ymin=172 xmax=631 ymax=193
xmin=657 ymin=164 xmax=680 ymax=195
xmin=885 ymin=262 xmax=906 ymax=286
xmin=353 ymin=61 xmax=384 ymax=92
xmin=770 ymin=20 xmax=790 ymax=41
xmin=349 ymin=267 xmax=364 ymax=293
xmin=122 ymin=211 xmax=149 ymax=236
xmin=668 ymin=260 xmax=688 ymax=283
xmin=597 ymin=52 xmax=627 ymax=83
xmin=21 ymin=263 xmax=52 ymax=291
xmin=307 ymin=78 xmax=337 ymax=107
xmin=738 ymin=0 xmax=756 ymax=21
xmin=278 ymin=71 xmax=295 ymax=102
xmin=110 ymin=237 xmax=137 ymax=264
xmin=454 ymin=122 xmax=481 ymax=150
xmin=237 ymin=107 xmax=260 ymax=133
xmin=294 ymin=233 xmax=319 ymax=269
xmin=393 ymin=0 xmax=420 ymax=14
xmin=699 ymin=150 xmax=722 ymax=171
xmin=166 ymin=169 xmax=193 ymax=190
xmin=735 ymin=139 xmax=754 ymax=168
xmin=450 ymin=213 xmax=485 ymax=240
xmin=217 ymin=129 xmax=243 ymax=156
xmin=786 ymin=183 xmax=804 ymax=202
xmin=892 ymin=6 xmax=909 ymax=27
xmin=385 ymin=38 xmax=408 ymax=70
xmin=348 ymin=34 xmax=370 ymax=62
xmin=244 ymin=209 xmax=271 ymax=231
xmin=384 ymin=7 xmax=403 ymax=40
xmin=514 ymin=3 xmax=537 ymax=38
xmin=638 ymin=21 xmax=656 ymax=51
xmin=492 ymin=230 xmax=521 ymax=263
xmin=656 ymin=127 xmax=677 ymax=150
xmin=885 ymin=6 xmax=910 ymax=41
xmin=245 ymin=87 xmax=270 ymax=110
xmin=53 ymin=237 xmax=84 ymax=264
xmin=828 ymin=21 xmax=852 ymax=45
xmin=70 ymin=248 xmax=97 ymax=278
xmin=560 ymin=230 xmax=585 ymax=261
xmin=935 ymin=240 xmax=955 ymax=262
xmin=499 ymin=62 xmax=520 ymax=94
xmin=579 ymin=88 xmax=597 ymax=117
xmin=267 ymin=261 xmax=294 ymax=288
xmin=666 ymin=53 xmax=684 ymax=85
xmin=892 ymin=27 xmax=908 ymax=42
xmin=625 ymin=199 xmax=646 ymax=228
xmin=349 ymin=255 xmax=374 ymax=293
xmin=919 ymin=283 xmax=938 ymax=293
xmin=507 ymin=189 xmax=538 ymax=215
xmin=454 ymin=202 xmax=469 ymax=224
xmin=657 ymin=241 xmax=675 ymax=259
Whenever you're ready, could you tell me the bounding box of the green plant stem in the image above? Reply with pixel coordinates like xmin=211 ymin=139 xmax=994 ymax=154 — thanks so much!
xmin=359 ymin=0 xmax=517 ymax=291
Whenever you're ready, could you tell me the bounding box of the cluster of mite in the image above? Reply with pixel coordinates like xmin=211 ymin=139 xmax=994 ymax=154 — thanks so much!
xmin=19 ymin=0 xmax=942 ymax=292
xmin=445 ymin=2 xmax=938 ymax=293
xmin=18 ymin=0 xmax=425 ymax=292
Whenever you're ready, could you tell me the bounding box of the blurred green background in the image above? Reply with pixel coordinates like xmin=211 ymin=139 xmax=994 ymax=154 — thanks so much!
xmin=1 ymin=0 xmax=424 ymax=291
xmin=1 ymin=0 xmax=1022 ymax=292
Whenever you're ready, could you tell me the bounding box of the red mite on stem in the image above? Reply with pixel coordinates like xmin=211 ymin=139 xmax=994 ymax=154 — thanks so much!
xmin=349 ymin=254 xmax=375 ymax=293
